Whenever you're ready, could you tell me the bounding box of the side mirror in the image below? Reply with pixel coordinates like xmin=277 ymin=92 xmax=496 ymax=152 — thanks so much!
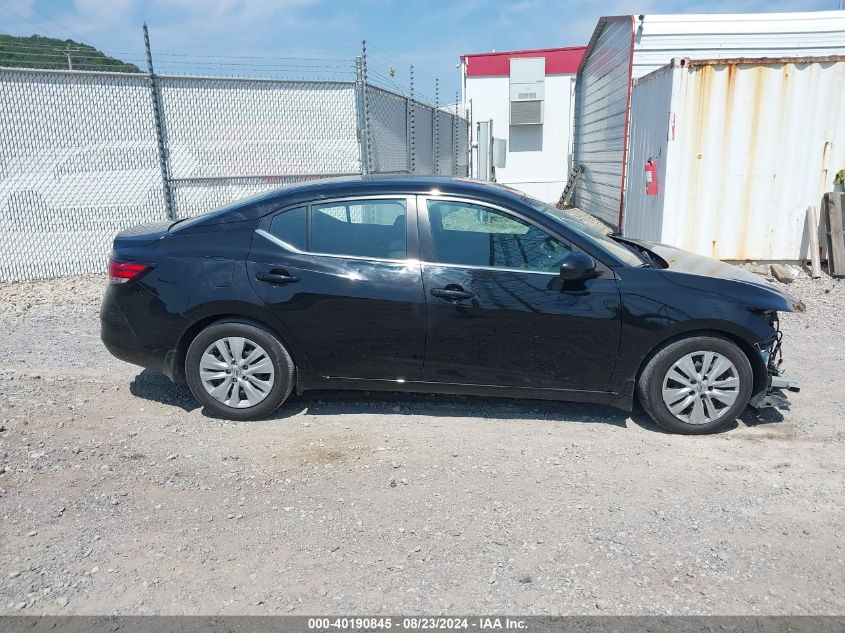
xmin=559 ymin=252 xmax=596 ymax=281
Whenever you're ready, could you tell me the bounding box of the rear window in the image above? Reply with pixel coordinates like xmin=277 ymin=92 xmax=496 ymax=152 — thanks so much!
xmin=268 ymin=206 xmax=307 ymax=250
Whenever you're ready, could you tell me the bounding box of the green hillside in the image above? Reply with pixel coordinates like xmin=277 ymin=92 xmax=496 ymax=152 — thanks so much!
xmin=0 ymin=34 xmax=141 ymax=72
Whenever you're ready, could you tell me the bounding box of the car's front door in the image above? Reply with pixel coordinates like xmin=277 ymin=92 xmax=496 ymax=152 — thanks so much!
xmin=419 ymin=197 xmax=622 ymax=392
xmin=247 ymin=195 xmax=426 ymax=381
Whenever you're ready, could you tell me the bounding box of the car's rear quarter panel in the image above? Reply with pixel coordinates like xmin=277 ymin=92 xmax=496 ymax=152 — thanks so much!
xmin=106 ymin=220 xmax=289 ymax=379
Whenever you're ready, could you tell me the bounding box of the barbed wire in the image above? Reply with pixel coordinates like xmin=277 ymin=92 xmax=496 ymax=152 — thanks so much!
xmin=0 ymin=44 xmax=352 ymax=63
xmin=360 ymin=44 xmax=453 ymax=110
xmin=1 ymin=3 xmax=458 ymax=105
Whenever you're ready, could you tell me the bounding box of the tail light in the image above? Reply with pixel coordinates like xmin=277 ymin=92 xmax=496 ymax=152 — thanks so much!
xmin=109 ymin=258 xmax=152 ymax=284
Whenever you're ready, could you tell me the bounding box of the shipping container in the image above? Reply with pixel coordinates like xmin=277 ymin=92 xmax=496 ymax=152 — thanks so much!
xmin=624 ymin=57 xmax=845 ymax=261
xmin=571 ymin=17 xmax=635 ymax=226
xmin=572 ymin=10 xmax=845 ymax=228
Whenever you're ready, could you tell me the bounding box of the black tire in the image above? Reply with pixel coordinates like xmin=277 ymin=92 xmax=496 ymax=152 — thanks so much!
xmin=637 ymin=334 xmax=753 ymax=434
xmin=185 ymin=320 xmax=294 ymax=421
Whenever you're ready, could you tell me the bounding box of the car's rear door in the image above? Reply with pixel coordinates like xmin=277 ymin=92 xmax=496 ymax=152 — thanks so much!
xmin=247 ymin=195 xmax=426 ymax=381
xmin=418 ymin=196 xmax=622 ymax=392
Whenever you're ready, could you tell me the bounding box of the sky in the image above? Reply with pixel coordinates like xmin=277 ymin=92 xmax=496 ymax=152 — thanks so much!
xmin=1 ymin=0 xmax=839 ymax=99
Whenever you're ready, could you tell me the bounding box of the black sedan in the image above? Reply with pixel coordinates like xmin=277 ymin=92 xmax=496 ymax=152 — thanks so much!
xmin=101 ymin=176 xmax=801 ymax=434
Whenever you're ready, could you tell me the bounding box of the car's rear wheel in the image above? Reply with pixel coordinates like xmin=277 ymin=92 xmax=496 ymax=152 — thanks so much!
xmin=185 ymin=321 xmax=294 ymax=420
xmin=637 ymin=335 xmax=753 ymax=434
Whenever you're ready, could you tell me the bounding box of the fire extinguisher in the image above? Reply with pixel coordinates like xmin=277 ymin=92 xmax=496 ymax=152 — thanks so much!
xmin=645 ymin=159 xmax=659 ymax=196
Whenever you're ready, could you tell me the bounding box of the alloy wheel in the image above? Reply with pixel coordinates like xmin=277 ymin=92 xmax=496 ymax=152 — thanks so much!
xmin=661 ymin=351 xmax=740 ymax=425
xmin=199 ymin=337 xmax=275 ymax=408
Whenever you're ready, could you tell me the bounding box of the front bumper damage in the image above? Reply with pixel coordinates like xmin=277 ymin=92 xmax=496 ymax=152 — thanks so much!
xmin=750 ymin=371 xmax=800 ymax=409
xmin=749 ymin=314 xmax=800 ymax=410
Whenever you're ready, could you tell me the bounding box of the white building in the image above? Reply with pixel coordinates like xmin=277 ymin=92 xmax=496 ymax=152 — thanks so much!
xmin=461 ymin=46 xmax=586 ymax=203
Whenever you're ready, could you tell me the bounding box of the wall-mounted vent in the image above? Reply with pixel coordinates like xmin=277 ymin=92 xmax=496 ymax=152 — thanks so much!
xmin=509 ymin=57 xmax=544 ymax=125
xmin=510 ymin=100 xmax=543 ymax=126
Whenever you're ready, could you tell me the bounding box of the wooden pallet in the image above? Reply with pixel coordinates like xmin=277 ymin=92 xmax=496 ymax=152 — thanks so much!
xmin=823 ymin=192 xmax=845 ymax=278
xmin=806 ymin=205 xmax=822 ymax=278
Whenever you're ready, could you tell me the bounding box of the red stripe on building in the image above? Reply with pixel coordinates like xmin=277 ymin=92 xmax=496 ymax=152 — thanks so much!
xmin=461 ymin=46 xmax=587 ymax=77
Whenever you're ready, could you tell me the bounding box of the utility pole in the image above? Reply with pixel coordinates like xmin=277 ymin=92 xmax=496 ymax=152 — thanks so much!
xmin=62 ymin=45 xmax=73 ymax=70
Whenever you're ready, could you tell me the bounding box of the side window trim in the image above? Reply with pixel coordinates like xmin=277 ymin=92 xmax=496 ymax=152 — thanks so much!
xmin=261 ymin=194 xmax=419 ymax=264
xmin=419 ymin=195 xmax=576 ymax=275
xmin=256 ymin=227 xmax=308 ymax=254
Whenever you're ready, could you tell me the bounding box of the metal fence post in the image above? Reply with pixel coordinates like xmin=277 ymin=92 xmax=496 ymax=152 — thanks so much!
xmin=354 ymin=56 xmax=368 ymax=175
xmin=360 ymin=40 xmax=373 ymax=175
xmin=467 ymin=99 xmax=473 ymax=178
xmin=453 ymin=91 xmax=459 ymax=177
xmin=409 ymin=65 xmax=415 ymax=175
xmin=405 ymin=96 xmax=411 ymax=174
xmin=434 ymin=78 xmax=439 ymax=175
xmin=143 ymin=23 xmax=175 ymax=220
xmin=405 ymin=95 xmax=411 ymax=174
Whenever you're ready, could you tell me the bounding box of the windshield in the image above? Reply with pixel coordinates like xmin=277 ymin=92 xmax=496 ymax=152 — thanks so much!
xmin=526 ymin=197 xmax=647 ymax=267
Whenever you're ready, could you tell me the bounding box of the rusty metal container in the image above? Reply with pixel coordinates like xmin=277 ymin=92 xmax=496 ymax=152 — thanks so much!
xmin=624 ymin=56 xmax=845 ymax=261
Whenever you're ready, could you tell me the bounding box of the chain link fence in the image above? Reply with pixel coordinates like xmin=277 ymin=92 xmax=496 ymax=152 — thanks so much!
xmin=0 ymin=65 xmax=469 ymax=281
xmin=159 ymin=76 xmax=361 ymax=218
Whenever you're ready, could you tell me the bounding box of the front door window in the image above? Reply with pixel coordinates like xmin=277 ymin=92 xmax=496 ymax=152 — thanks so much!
xmin=427 ymin=200 xmax=571 ymax=272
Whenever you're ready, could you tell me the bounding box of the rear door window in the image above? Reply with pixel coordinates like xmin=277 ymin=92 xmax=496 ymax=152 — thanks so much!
xmin=311 ymin=199 xmax=406 ymax=260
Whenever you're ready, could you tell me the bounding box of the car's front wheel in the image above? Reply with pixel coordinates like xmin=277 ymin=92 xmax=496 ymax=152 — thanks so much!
xmin=637 ymin=335 xmax=753 ymax=434
xmin=185 ymin=320 xmax=294 ymax=420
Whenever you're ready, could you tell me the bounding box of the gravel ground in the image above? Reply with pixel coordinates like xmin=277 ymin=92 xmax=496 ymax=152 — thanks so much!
xmin=0 ymin=270 xmax=843 ymax=616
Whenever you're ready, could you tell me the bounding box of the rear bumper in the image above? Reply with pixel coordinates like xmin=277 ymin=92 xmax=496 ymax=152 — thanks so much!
xmin=100 ymin=283 xmax=184 ymax=378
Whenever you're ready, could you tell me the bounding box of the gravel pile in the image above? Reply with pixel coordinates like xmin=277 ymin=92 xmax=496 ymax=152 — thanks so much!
xmin=0 ymin=272 xmax=843 ymax=615
xmin=557 ymin=207 xmax=617 ymax=234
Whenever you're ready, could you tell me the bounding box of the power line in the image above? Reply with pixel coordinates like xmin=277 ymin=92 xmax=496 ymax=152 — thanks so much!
xmin=0 ymin=3 xmax=62 ymax=38
xmin=5 ymin=0 xmax=85 ymax=41
xmin=0 ymin=18 xmax=448 ymax=90
xmin=2 ymin=2 xmax=453 ymax=87
xmin=0 ymin=50 xmax=141 ymax=60
xmin=3 ymin=0 xmax=134 ymax=64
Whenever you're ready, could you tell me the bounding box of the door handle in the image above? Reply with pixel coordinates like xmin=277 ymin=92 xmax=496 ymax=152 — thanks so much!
xmin=431 ymin=286 xmax=475 ymax=301
xmin=256 ymin=269 xmax=299 ymax=285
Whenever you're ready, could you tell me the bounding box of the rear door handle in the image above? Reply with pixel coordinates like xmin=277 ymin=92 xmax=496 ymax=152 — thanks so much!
xmin=256 ymin=269 xmax=299 ymax=285
xmin=431 ymin=287 xmax=475 ymax=301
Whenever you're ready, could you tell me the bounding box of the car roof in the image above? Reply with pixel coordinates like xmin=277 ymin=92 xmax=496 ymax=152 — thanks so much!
xmin=205 ymin=175 xmax=534 ymax=223
xmin=271 ymin=175 xmax=528 ymax=200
